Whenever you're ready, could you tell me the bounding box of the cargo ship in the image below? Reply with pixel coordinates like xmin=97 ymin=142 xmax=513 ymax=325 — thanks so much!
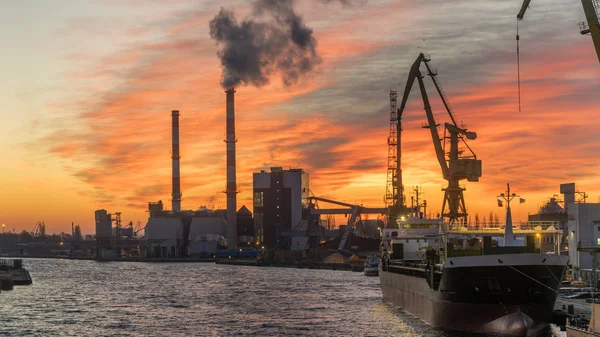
xmin=380 ymin=210 xmax=569 ymax=336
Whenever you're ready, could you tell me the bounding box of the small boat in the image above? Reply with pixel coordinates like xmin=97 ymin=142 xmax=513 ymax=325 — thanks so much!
xmin=364 ymin=255 xmax=379 ymax=276
xmin=0 ymin=259 xmax=32 ymax=285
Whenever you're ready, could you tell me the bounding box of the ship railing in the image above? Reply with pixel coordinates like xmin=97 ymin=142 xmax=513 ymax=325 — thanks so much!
xmin=516 ymin=221 xmax=560 ymax=230
xmin=451 ymin=221 xmax=560 ymax=231
xmin=577 ymin=241 xmax=600 ymax=252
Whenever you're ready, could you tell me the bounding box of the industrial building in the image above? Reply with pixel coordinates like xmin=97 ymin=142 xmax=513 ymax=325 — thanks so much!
xmin=136 ymin=102 xmax=258 ymax=257
xmin=237 ymin=205 xmax=254 ymax=247
xmin=95 ymin=209 xmax=114 ymax=258
xmin=528 ymin=192 xmax=569 ymax=253
xmin=561 ymin=182 xmax=600 ymax=277
xmin=94 ymin=209 xmax=139 ymax=258
xmin=141 ymin=201 xmax=232 ymax=258
xmin=253 ymin=167 xmax=309 ymax=250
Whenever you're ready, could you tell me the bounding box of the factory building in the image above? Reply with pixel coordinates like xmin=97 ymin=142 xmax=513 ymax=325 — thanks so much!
xmin=94 ymin=209 xmax=113 ymax=258
xmin=141 ymin=202 xmax=229 ymax=258
xmin=559 ymin=182 xmax=600 ymax=281
xmin=253 ymin=167 xmax=309 ymax=250
xmin=528 ymin=197 xmax=568 ymax=253
xmin=188 ymin=207 xmax=227 ymax=257
xmin=142 ymin=214 xmax=183 ymax=258
xmin=237 ymin=205 xmax=254 ymax=247
xmin=568 ymin=202 xmax=600 ymax=271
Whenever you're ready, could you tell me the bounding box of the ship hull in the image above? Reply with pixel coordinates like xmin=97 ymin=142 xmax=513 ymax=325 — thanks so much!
xmin=380 ymin=254 xmax=569 ymax=336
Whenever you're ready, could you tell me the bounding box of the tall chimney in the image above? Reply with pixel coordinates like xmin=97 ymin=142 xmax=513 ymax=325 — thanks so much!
xmin=225 ymin=88 xmax=238 ymax=249
xmin=172 ymin=110 xmax=182 ymax=212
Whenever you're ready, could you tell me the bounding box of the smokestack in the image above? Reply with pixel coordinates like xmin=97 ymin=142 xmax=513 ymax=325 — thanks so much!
xmin=172 ymin=110 xmax=182 ymax=212
xmin=225 ymin=88 xmax=238 ymax=249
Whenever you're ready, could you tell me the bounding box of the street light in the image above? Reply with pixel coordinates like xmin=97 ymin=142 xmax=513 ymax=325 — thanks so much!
xmin=2 ymin=224 xmax=4 ymax=234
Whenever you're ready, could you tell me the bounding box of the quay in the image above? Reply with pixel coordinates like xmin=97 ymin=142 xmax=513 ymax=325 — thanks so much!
xmin=216 ymin=258 xmax=364 ymax=271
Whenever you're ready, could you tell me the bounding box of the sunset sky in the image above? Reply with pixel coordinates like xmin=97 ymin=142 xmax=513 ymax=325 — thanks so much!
xmin=2 ymin=0 xmax=599 ymax=234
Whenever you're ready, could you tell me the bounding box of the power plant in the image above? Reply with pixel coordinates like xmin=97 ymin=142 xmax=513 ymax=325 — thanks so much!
xmin=134 ymin=108 xmax=251 ymax=258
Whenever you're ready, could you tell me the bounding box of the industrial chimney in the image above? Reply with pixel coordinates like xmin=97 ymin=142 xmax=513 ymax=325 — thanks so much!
xmin=172 ymin=110 xmax=182 ymax=212
xmin=225 ymin=88 xmax=238 ymax=249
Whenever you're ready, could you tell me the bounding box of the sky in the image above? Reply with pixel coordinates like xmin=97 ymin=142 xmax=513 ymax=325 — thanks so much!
xmin=1 ymin=0 xmax=599 ymax=235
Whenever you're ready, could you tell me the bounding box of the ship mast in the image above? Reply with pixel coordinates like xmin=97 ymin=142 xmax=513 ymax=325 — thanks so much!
xmin=498 ymin=183 xmax=521 ymax=246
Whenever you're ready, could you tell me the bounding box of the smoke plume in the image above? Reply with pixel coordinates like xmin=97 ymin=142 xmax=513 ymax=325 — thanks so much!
xmin=210 ymin=0 xmax=353 ymax=89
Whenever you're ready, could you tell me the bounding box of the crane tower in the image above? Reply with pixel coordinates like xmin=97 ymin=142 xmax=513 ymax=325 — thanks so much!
xmin=385 ymin=89 xmax=403 ymax=225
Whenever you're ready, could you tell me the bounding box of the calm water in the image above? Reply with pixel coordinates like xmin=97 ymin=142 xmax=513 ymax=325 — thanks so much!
xmin=0 ymin=259 xmax=550 ymax=336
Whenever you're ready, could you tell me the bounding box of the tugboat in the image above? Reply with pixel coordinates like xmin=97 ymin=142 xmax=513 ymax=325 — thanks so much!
xmin=380 ymin=185 xmax=569 ymax=336
xmin=0 ymin=259 xmax=32 ymax=285
xmin=364 ymin=255 xmax=379 ymax=276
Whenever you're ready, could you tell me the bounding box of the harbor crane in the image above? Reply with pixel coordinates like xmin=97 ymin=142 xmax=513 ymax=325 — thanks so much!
xmin=515 ymin=0 xmax=600 ymax=110
xmin=397 ymin=53 xmax=482 ymax=225
xmin=517 ymin=0 xmax=600 ymax=63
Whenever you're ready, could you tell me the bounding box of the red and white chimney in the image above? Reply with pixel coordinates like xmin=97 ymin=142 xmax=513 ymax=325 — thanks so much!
xmin=172 ymin=110 xmax=182 ymax=212
xmin=225 ymin=88 xmax=238 ymax=249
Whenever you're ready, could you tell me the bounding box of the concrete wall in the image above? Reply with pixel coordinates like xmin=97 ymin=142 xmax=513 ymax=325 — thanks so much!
xmin=144 ymin=217 xmax=183 ymax=240
xmin=253 ymin=171 xmax=271 ymax=189
xmin=189 ymin=240 xmax=218 ymax=255
xmin=189 ymin=216 xmax=226 ymax=238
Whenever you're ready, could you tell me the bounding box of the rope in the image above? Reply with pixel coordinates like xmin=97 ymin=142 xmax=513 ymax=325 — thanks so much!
xmin=547 ymin=265 xmax=561 ymax=285
xmin=517 ymin=19 xmax=521 ymax=112
xmin=506 ymin=264 xmax=558 ymax=294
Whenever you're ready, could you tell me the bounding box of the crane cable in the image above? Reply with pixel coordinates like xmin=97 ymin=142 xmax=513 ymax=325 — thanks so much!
xmin=517 ymin=19 xmax=521 ymax=112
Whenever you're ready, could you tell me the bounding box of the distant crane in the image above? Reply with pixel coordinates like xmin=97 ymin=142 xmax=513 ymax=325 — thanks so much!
xmin=517 ymin=0 xmax=600 ymax=61
xmin=31 ymin=221 xmax=45 ymax=237
xmin=307 ymin=196 xmax=387 ymax=253
xmin=516 ymin=0 xmax=600 ymax=109
xmin=397 ymin=53 xmax=482 ymax=225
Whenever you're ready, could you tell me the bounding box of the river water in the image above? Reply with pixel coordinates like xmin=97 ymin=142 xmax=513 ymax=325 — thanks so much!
xmin=0 ymin=259 xmax=553 ymax=336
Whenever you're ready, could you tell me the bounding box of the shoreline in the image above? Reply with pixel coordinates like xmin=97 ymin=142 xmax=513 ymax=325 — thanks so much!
xmin=1 ymin=255 xmax=365 ymax=271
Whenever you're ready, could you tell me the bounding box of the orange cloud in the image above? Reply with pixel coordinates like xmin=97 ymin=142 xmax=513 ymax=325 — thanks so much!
xmin=24 ymin=1 xmax=600 ymax=234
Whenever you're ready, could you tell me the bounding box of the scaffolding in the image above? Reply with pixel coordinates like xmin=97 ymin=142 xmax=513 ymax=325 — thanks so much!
xmin=385 ymin=89 xmax=402 ymax=219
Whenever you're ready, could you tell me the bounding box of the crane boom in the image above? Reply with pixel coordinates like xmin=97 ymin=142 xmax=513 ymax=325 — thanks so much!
xmin=517 ymin=0 xmax=532 ymax=20
xmin=581 ymin=0 xmax=600 ymax=63
xmin=422 ymin=58 xmax=459 ymax=127
xmin=416 ymin=71 xmax=449 ymax=179
xmin=398 ymin=53 xmax=426 ymax=119
xmin=397 ymin=53 xmax=450 ymax=178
